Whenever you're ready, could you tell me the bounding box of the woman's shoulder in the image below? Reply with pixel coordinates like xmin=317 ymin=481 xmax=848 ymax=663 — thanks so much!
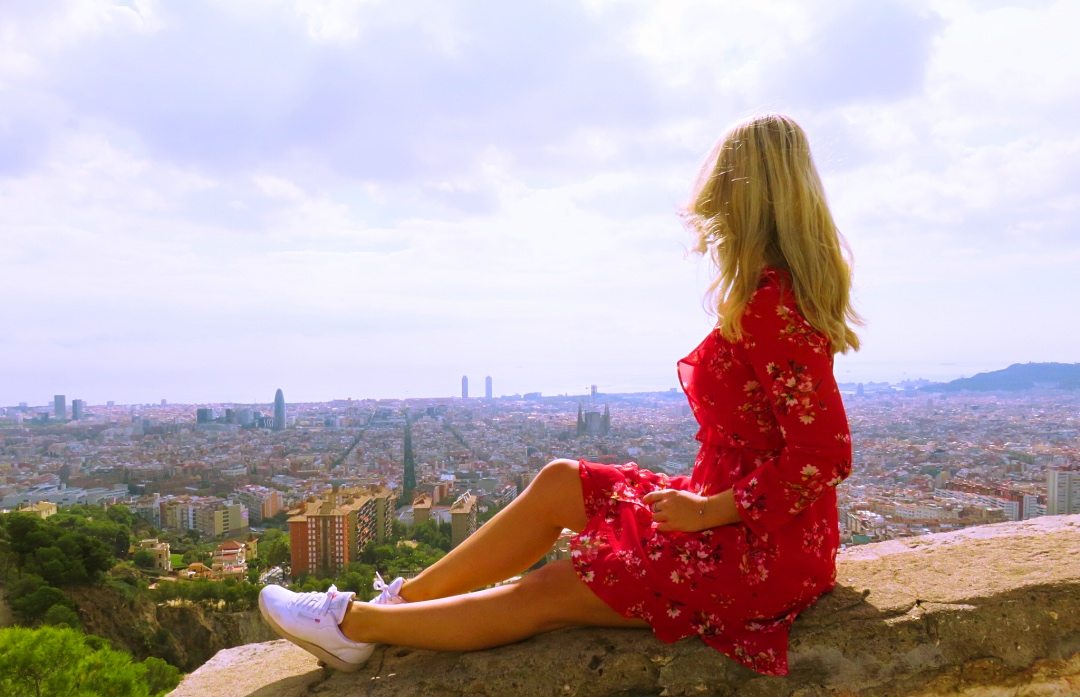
xmin=743 ymin=267 xmax=829 ymax=350
xmin=747 ymin=267 xmax=794 ymax=313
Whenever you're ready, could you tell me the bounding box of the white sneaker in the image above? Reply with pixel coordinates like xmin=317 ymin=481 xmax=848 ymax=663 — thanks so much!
xmin=258 ymin=584 xmax=373 ymax=671
xmin=371 ymin=572 xmax=406 ymax=605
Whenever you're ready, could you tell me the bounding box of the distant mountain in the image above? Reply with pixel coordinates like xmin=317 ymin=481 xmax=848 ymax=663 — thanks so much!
xmin=922 ymin=362 xmax=1080 ymax=392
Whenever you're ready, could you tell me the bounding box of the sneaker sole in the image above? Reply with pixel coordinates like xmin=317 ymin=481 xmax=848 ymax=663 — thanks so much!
xmin=258 ymin=592 xmax=370 ymax=672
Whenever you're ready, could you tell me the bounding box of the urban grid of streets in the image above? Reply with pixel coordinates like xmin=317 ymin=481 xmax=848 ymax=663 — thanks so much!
xmin=2 ymin=385 xmax=1078 ymax=544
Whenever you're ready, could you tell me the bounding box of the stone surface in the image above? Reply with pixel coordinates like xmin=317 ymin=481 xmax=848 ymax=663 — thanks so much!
xmin=169 ymin=515 xmax=1080 ymax=697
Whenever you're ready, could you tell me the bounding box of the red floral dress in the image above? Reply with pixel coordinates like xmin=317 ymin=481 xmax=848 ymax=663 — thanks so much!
xmin=569 ymin=267 xmax=853 ymax=676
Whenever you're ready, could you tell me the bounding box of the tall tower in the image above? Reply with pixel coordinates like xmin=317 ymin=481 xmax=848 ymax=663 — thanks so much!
xmin=72 ymin=399 xmax=85 ymax=421
xmin=1047 ymin=469 xmax=1080 ymax=515
xmin=485 ymin=376 xmax=493 ymax=399
xmin=461 ymin=375 xmax=469 ymax=399
xmin=54 ymin=395 xmax=66 ymax=420
xmin=402 ymin=414 xmax=417 ymax=504
xmin=273 ymin=389 xmax=286 ymax=431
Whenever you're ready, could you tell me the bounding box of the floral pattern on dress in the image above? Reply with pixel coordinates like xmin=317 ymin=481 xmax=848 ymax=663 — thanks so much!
xmin=569 ymin=267 xmax=853 ymax=677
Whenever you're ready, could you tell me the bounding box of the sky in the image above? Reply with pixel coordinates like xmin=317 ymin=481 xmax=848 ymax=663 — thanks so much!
xmin=2 ymin=0 xmax=1078 ymax=405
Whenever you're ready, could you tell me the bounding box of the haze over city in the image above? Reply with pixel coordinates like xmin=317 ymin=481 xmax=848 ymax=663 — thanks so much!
xmin=2 ymin=0 xmax=1078 ymax=405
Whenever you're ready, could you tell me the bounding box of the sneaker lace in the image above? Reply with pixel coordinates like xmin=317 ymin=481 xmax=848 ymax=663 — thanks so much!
xmin=292 ymin=584 xmax=342 ymax=618
xmin=373 ymin=572 xmax=404 ymax=603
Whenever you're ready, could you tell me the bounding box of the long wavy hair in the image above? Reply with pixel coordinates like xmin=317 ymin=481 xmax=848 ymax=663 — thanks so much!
xmin=683 ymin=114 xmax=861 ymax=354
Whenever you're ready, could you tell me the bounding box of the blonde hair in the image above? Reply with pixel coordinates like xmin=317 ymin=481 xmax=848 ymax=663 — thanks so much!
xmin=684 ymin=114 xmax=861 ymax=354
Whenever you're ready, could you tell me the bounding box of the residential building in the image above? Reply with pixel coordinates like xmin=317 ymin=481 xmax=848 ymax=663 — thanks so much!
xmin=288 ymin=485 xmax=396 ymax=577
xmin=450 ymin=490 xmax=477 ymax=548
xmin=212 ymin=539 xmax=249 ymax=576
xmin=1047 ymin=469 xmax=1080 ymax=515
xmin=234 ymin=485 xmax=283 ymax=524
xmin=161 ymin=496 xmax=249 ymax=538
xmin=18 ymin=501 xmax=58 ymax=519
xmin=412 ymin=493 xmax=432 ymax=525
xmin=195 ymin=500 xmax=249 ymax=538
xmin=138 ymin=538 xmax=172 ymax=573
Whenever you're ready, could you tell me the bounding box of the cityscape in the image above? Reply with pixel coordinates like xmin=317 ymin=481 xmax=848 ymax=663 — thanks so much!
xmin=2 ymin=375 xmax=1078 ymax=582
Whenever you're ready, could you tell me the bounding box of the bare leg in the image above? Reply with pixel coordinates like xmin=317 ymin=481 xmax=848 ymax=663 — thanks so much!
xmin=400 ymin=459 xmax=588 ymax=602
xmin=341 ymin=560 xmax=647 ymax=650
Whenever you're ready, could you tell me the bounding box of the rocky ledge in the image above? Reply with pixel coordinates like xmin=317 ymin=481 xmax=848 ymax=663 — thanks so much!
xmin=169 ymin=515 xmax=1080 ymax=697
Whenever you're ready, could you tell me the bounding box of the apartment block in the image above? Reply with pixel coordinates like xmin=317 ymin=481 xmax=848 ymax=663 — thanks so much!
xmin=450 ymin=490 xmax=478 ymax=548
xmin=288 ymin=485 xmax=396 ymax=577
xmin=1047 ymin=469 xmax=1080 ymax=515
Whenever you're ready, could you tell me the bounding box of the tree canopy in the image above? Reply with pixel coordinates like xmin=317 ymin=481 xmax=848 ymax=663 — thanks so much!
xmin=0 ymin=625 xmax=180 ymax=697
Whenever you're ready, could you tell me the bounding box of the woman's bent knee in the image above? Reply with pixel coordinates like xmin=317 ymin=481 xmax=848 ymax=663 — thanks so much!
xmin=526 ymin=459 xmax=587 ymax=531
xmin=540 ymin=458 xmax=579 ymax=482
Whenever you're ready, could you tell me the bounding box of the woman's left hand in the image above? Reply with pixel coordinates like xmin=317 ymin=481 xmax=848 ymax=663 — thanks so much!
xmin=642 ymin=489 xmax=708 ymax=533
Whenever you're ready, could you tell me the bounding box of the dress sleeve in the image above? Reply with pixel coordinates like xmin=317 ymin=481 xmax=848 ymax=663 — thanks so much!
xmin=730 ymin=280 xmax=853 ymax=535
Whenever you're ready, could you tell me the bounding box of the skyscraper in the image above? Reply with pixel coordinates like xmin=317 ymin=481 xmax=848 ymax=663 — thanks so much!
xmin=1047 ymin=469 xmax=1080 ymax=515
xmin=72 ymin=399 xmax=85 ymax=420
xmin=485 ymin=376 xmax=493 ymax=399
xmin=54 ymin=395 xmax=66 ymax=420
xmin=461 ymin=375 xmax=469 ymax=399
xmin=402 ymin=415 xmax=417 ymax=503
xmin=273 ymin=389 xmax=286 ymax=431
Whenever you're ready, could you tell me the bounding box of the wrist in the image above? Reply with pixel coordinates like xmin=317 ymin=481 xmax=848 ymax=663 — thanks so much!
xmin=702 ymin=490 xmax=738 ymax=528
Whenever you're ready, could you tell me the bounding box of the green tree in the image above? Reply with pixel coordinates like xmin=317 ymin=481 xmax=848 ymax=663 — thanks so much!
xmin=6 ymin=574 xmax=74 ymax=625
xmin=105 ymin=504 xmax=136 ymax=529
xmin=409 ymin=519 xmax=451 ymax=551
xmin=41 ymin=604 xmax=82 ymax=629
xmin=1 ymin=512 xmax=115 ymax=586
xmin=142 ymin=657 xmax=181 ymax=697
xmin=133 ymin=549 xmax=157 ymax=569
xmin=260 ymin=528 xmax=290 ymax=567
xmin=0 ymin=625 xmax=179 ymax=697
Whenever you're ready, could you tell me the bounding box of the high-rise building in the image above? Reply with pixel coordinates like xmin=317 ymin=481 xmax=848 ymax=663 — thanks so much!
xmin=196 ymin=408 xmax=214 ymax=424
xmin=461 ymin=375 xmax=469 ymax=399
xmin=273 ymin=389 xmax=286 ymax=431
xmin=485 ymin=376 xmax=493 ymax=399
xmin=1047 ymin=469 xmax=1080 ymax=515
xmin=194 ymin=500 xmax=249 ymax=538
xmin=160 ymin=496 xmax=248 ymax=538
xmin=234 ymin=485 xmax=283 ymax=524
xmin=288 ymin=485 xmax=396 ymax=577
xmin=72 ymin=399 xmax=85 ymax=420
xmin=450 ymin=490 xmax=478 ymax=548
xmin=236 ymin=408 xmax=255 ymax=427
xmin=412 ymin=493 xmax=432 ymax=525
xmin=402 ymin=417 xmax=417 ymax=502
xmin=584 ymin=410 xmax=603 ymax=437
xmin=54 ymin=395 xmax=66 ymax=420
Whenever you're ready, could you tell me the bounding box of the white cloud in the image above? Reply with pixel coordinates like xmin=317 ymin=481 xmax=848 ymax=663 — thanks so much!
xmin=2 ymin=0 xmax=1080 ymax=402
xmin=290 ymin=0 xmax=383 ymax=42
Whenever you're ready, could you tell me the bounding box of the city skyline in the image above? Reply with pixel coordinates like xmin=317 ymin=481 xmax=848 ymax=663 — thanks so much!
xmin=10 ymin=357 xmax=1077 ymax=410
xmin=2 ymin=1 xmax=1078 ymax=405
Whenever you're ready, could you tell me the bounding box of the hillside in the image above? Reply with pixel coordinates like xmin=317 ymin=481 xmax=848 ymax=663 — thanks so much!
xmin=67 ymin=581 xmax=274 ymax=671
xmin=922 ymin=362 xmax=1080 ymax=391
